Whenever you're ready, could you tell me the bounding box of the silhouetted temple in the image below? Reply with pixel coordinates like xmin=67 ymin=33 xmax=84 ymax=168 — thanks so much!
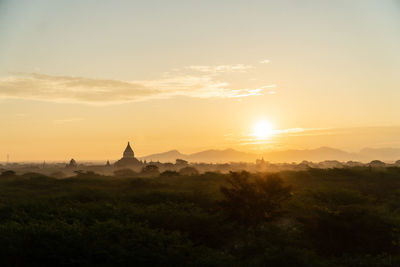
xmin=114 ymin=142 xmax=141 ymax=167
xmin=66 ymin=158 xmax=77 ymax=168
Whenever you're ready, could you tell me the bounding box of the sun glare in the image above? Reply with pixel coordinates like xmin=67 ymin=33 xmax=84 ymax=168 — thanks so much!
xmin=253 ymin=120 xmax=275 ymax=139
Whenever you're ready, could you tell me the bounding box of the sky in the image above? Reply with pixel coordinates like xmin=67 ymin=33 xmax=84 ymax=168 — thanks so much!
xmin=0 ymin=0 xmax=400 ymax=161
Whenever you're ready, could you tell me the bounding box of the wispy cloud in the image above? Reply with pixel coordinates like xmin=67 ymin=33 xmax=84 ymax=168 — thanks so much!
xmin=224 ymin=127 xmax=331 ymax=146
xmin=187 ymin=64 xmax=253 ymax=73
xmin=0 ymin=73 xmax=158 ymax=104
xmin=226 ymin=85 xmax=275 ymax=98
xmin=54 ymin=118 xmax=85 ymax=124
xmin=0 ymin=66 xmax=274 ymax=104
xmin=271 ymin=127 xmax=331 ymax=137
xmin=15 ymin=113 xmax=29 ymax=117
xmin=226 ymin=85 xmax=277 ymax=98
xmin=259 ymin=59 xmax=270 ymax=64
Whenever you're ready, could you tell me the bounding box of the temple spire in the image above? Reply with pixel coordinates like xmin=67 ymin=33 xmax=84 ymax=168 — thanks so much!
xmin=114 ymin=141 xmax=140 ymax=167
xmin=123 ymin=141 xmax=134 ymax=158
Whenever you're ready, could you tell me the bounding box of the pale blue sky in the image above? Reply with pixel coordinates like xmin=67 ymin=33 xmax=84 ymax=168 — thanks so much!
xmin=1 ymin=0 xmax=399 ymax=79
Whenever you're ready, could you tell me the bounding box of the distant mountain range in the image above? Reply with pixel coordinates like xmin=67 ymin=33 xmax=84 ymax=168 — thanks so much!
xmin=140 ymin=147 xmax=400 ymax=163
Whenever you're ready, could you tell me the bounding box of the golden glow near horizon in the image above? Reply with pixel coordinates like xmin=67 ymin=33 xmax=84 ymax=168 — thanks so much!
xmin=252 ymin=120 xmax=276 ymax=140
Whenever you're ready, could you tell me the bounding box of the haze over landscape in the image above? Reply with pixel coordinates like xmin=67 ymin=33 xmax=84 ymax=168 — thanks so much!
xmin=141 ymin=146 xmax=400 ymax=163
xmin=3 ymin=1 xmax=400 ymax=266
xmin=1 ymin=0 xmax=400 ymax=162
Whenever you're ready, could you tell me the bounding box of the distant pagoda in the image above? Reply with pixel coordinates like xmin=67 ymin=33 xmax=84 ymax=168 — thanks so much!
xmin=123 ymin=142 xmax=135 ymax=158
xmin=66 ymin=158 xmax=77 ymax=168
xmin=114 ymin=142 xmax=141 ymax=167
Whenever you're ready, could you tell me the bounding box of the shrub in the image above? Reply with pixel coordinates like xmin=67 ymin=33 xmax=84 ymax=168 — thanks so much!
xmin=219 ymin=171 xmax=292 ymax=225
xmin=114 ymin=168 xmax=137 ymax=177
xmin=1 ymin=170 xmax=16 ymax=177
xmin=160 ymin=170 xmax=180 ymax=177
xmin=179 ymin=167 xmax=199 ymax=176
xmin=141 ymin=165 xmax=160 ymax=176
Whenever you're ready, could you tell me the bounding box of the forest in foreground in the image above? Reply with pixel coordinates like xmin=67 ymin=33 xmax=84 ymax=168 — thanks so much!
xmin=0 ymin=167 xmax=399 ymax=266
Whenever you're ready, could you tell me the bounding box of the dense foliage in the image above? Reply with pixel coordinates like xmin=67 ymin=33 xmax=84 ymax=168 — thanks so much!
xmin=220 ymin=171 xmax=292 ymax=225
xmin=0 ymin=167 xmax=399 ymax=266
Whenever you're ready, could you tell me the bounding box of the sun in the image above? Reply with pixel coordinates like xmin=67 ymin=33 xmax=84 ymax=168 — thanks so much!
xmin=252 ymin=120 xmax=275 ymax=139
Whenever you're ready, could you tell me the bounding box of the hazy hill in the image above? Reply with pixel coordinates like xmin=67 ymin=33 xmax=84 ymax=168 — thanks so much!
xmin=140 ymin=149 xmax=254 ymax=163
xmin=141 ymin=150 xmax=186 ymax=163
xmin=140 ymin=146 xmax=400 ymax=163
xmin=140 ymin=149 xmax=255 ymax=163
xmin=188 ymin=149 xmax=257 ymax=163
xmin=140 ymin=147 xmax=355 ymax=163
xmin=359 ymin=148 xmax=400 ymax=161
xmin=263 ymin=147 xmax=358 ymax=163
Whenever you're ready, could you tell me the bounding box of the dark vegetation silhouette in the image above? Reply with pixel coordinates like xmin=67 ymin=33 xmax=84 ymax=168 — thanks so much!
xmin=219 ymin=171 xmax=292 ymax=225
xmin=113 ymin=168 xmax=137 ymax=177
xmin=1 ymin=170 xmax=16 ymax=177
xmin=141 ymin=164 xmax=160 ymax=176
xmin=179 ymin=166 xmax=199 ymax=176
xmin=160 ymin=170 xmax=180 ymax=177
xmin=0 ymin=167 xmax=399 ymax=266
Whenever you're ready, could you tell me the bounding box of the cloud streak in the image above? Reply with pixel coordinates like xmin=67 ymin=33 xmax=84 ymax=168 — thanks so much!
xmin=224 ymin=127 xmax=332 ymax=146
xmin=0 ymin=73 xmax=158 ymax=104
xmin=187 ymin=64 xmax=253 ymax=74
xmin=0 ymin=69 xmax=274 ymax=104
xmin=259 ymin=59 xmax=270 ymax=64
xmin=54 ymin=118 xmax=85 ymax=124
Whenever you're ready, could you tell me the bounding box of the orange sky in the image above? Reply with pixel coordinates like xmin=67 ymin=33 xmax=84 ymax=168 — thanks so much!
xmin=0 ymin=0 xmax=399 ymax=161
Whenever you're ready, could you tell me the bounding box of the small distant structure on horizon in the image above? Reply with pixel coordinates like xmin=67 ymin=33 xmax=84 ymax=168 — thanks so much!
xmin=369 ymin=160 xmax=385 ymax=167
xmin=66 ymin=158 xmax=77 ymax=168
xmin=106 ymin=160 xmax=111 ymax=167
xmin=114 ymin=142 xmax=141 ymax=168
xmin=256 ymin=157 xmax=266 ymax=165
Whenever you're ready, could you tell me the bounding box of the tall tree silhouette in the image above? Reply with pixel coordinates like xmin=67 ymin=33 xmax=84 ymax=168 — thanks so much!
xmin=220 ymin=171 xmax=292 ymax=225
